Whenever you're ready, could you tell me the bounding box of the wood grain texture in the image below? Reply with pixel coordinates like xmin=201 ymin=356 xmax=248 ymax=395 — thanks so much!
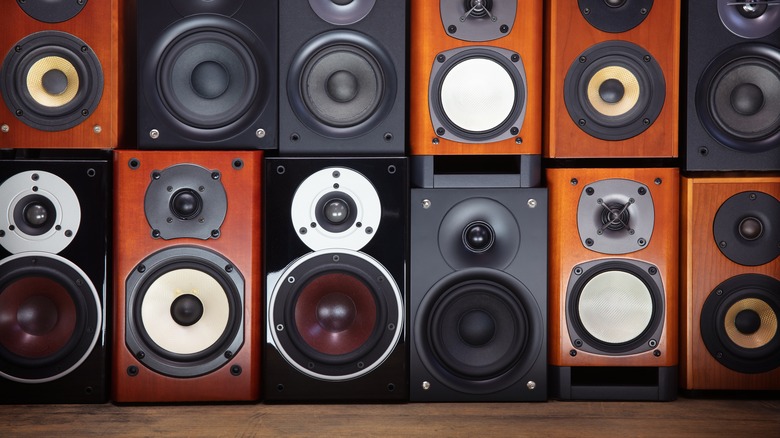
xmin=0 ymin=0 xmax=119 ymax=149
xmin=112 ymin=150 xmax=262 ymax=402
xmin=409 ymin=0 xmax=542 ymax=155
xmin=544 ymin=0 xmax=680 ymax=158
xmin=547 ymin=168 xmax=679 ymax=367
xmin=680 ymin=176 xmax=780 ymax=390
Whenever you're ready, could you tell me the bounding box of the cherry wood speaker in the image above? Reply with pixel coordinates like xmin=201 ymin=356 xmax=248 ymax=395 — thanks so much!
xmin=0 ymin=149 xmax=110 ymax=404
xmin=112 ymin=150 xmax=261 ymax=403
xmin=544 ymin=0 xmax=680 ymax=158
xmin=0 ymin=0 xmax=121 ymax=149
xmin=409 ymin=0 xmax=542 ymax=156
xmin=547 ymin=167 xmax=679 ymax=400
xmin=680 ymin=175 xmax=780 ymax=391
xmin=684 ymin=0 xmax=780 ymax=171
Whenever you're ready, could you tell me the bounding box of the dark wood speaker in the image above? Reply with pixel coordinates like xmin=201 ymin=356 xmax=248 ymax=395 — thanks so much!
xmin=544 ymin=0 xmax=679 ymax=158
xmin=112 ymin=150 xmax=261 ymax=403
xmin=680 ymin=175 xmax=780 ymax=391
xmin=409 ymin=0 xmax=542 ymax=155
xmin=0 ymin=0 xmax=121 ymax=149
xmin=547 ymin=167 xmax=679 ymax=400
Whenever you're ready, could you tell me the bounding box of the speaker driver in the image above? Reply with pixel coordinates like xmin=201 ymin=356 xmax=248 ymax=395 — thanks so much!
xmin=269 ymin=250 xmax=402 ymax=381
xmin=125 ymin=246 xmax=244 ymax=378
xmin=288 ymin=30 xmax=396 ymax=139
xmin=414 ymin=268 xmax=543 ymax=394
xmin=701 ymin=274 xmax=780 ymax=374
xmin=308 ymin=0 xmax=377 ymax=25
xmin=0 ymin=253 xmax=100 ymax=383
xmin=577 ymin=0 xmax=654 ymax=33
xmin=16 ymin=0 xmax=87 ymax=24
xmin=564 ymin=41 xmax=665 ymax=141
xmin=712 ymin=190 xmax=780 ymax=267
xmin=718 ymin=0 xmax=780 ymax=39
xmin=429 ymin=47 xmax=526 ymax=143
xmin=1 ymin=31 xmax=103 ymax=131
xmin=696 ymin=44 xmax=780 ymax=153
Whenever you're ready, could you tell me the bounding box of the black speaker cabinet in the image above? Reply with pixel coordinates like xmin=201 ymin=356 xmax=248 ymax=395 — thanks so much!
xmin=0 ymin=149 xmax=110 ymax=404
xmin=685 ymin=0 xmax=780 ymax=171
xmin=136 ymin=0 xmax=277 ymax=149
xmin=264 ymin=157 xmax=407 ymax=402
xmin=278 ymin=0 xmax=406 ymax=155
xmin=409 ymin=185 xmax=548 ymax=401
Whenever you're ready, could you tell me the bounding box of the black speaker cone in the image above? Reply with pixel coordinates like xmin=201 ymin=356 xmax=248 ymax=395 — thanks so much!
xmin=14 ymin=194 xmax=56 ymax=236
xmin=738 ymin=216 xmax=763 ymax=241
xmin=169 ymin=189 xmax=203 ymax=221
xmin=314 ymin=191 xmax=358 ymax=233
xmin=462 ymin=221 xmax=495 ymax=253
xmin=170 ymin=294 xmax=204 ymax=327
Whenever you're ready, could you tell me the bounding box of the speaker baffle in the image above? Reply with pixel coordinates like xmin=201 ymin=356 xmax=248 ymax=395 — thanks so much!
xmin=168 ymin=0 xmax=244 ymax=17
xmin=576 ymin=178 xmax=655 ymax=255
xmin=0 ymin=31 xmax=103 ymax=132
xmin=566 ymin=259 xmax=664 ymax=356
xmin=717 ymin=0 xmax=780 ymax=39
xmin=577 ymin=0 xmax=653 ymax=33
xmin=439 ymin=0 xmax=517 ymax=42
xmin=0 ymin=170 xmax=81 ymax=255
xmin=0 ymin=253 xmax=100 ymax=383
xmin=143 ymin=163 xmax=228 ymax=241
xmin=308 ymin=0 xmax=377 ymax=25
xmin=701 ymin=274 xmax=780 ymax=374
xmin=695 ymin=43 xmax=780 ymax=154
xmin=125 ymin=246 xmax=244 ymax=378
xmin=564 ymin=41 xmax=665 ymax=141
xmin=414 ymin=268 xmax=543 ymax=394
xmin=429 ymin=47 xmax=526 ymax=143
xmin=16 ymin=0 xmax=87 ymax=23
xmin=268 ymin=250 xmax=403 ymax=381
xmin=291 ymin=167 xmax=381 ymax=252
xmin=287 ymin=30 xmax=397 ymax=139
xmin=712 ymin=190 xmax=780 ymax=267
xmin=438 ymin=197 xmax=520 ymax=270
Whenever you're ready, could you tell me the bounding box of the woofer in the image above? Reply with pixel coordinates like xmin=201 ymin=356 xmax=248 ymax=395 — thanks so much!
xmin=0 ymin=253 xmax=100 ymax=383
xmin=16 ymin=0 xmax=88 ymax=23
xmin=578 ymin=0 xmax=654 ymax=33
xmin=1 ymin=31 xmax=103 ymax=132
xmin=712 ymin=190 xmax=780 ymax=267
xmin=718 ymin=0 xmax=780 ymax=39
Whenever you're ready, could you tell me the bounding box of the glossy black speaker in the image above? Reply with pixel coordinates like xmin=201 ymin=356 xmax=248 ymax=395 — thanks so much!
xmin=410 ymin=187 xmax=547 ymax=401
xmin=264 ymin=157 xmax=408 ymax=402
xmin=278 ymin=0 xmax=406 ymax=155
xmin=136 ymin=0 xmax=277 ymax=149
xmin=0 ymin=149 xmax=110 ymax=404
xmin=685 ymin=0 xmax=780 ymax=171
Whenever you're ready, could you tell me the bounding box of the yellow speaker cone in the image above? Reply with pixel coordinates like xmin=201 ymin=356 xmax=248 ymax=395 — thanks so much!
xmin=26 ymin=56 xmax=79 ymax=108
xmin=587 ymin=66 xmax=640 ymax=117
xmin=725 ymin=298 xmax=777 ymax=349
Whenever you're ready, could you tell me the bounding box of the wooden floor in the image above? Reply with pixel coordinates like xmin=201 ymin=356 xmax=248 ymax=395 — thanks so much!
xmin=1 ymin=397 xmax=779 ymax=437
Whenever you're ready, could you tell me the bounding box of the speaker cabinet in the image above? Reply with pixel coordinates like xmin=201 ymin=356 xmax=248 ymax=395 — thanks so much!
xmin=0 ymin=150 xmax=110 ymax=404
xmin=547 ymin=167 xmax=679 ymax=400
xmin=0 ymin=1 xmax=120 ymax=149
xmin=136 ymin=0 xmax=277 ymax=150
xmin=545 ymin=0 xmax=680 ymax=158
xmin=264 ymin=157 xmax=407 ymax=402
xmin=113 ymin=150 xmax=261 ymax=403
xmin=409 ymin=0 xmax=542 ymax=156
xmin=684 ymin=1 xmax=780 ymax=171
xmin=278 ymin=1 xmax=405 ymax=155
xmin=681 ymin=176 xmax=780 ymax=391
xmin=409 ymin=185 xmax=547 ymax=401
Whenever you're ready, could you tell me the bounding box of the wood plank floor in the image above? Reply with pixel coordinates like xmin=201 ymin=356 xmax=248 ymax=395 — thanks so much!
xmin=1 ymin=397 xmax=779 ymax=437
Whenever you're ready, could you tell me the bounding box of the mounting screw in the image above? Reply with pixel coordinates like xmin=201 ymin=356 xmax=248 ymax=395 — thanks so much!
xmin=422 ymin=381 xmax=431 ymax=390
xmin=648 ymin=266 xmax=658 ymax=275
xmin=127 ymin=366 xmax=139 ymax=376
xmin=573 ymin=339 xmax=583 ymax=347
xmin=432 ymin=138 xmax=440 ymax=145
xmin=570 ymin=178 xmax=578 ymax=186
xmin=654 ymin=178 xmax=662 ymax=185
xmin=527 ymin=381 xmax=536 ymax=390
xmin=501 ymin=25 xmax=510 ymax=34
xmin=649 ymin=339 xmax=658 ymax=348
xmin=515 ymin=137 xmax=523 ymax=144
xmin=1 ymin=124 xmax=9 ymax=133
xmin=436 ymin=127 xmax=446 ymax=136
xmin=437 ymin=54 xmax=446 ymax=63
xmin=586 ymin=187 xmax=595 ymax=196
xmin=527 ymin=198 xmax=537 ymax=208
xmin=653 ymin=350 xmax=661 ymax=357
xmin=569 ymin=350 xmax=577 ymax=357
xmin=583 ymin=8 xmax=591 ymax=15
xmin=149 ymin=129 xmax=160 ymax=139
xmin=255 ymin=128 xmax=266 ymax=138
xmin=422 ymin=199 xmax=431 ymax=209
xmin=230 ymin=365 xmax=242 ymax=376
xmin=93 ymin=125 xmax=102 ymax=134
xmin=585 ymin=238 xmax=594 ymax=247
xmin=448 ymin=25 xmax=457 ymax=34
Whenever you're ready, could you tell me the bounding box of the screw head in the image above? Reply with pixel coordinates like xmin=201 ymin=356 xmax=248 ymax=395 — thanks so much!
xmin=527 ymin=199 xmax=537 ymax=208
xmin=1 ymin=124 xmax=9 ymax=133
xmin=422 ymin=199 xmax=431 ymax=209
xmin=149 ymin=129 xmax=160 ymax=139
xmin=422 ymin=381 xmax=431 ymax=390
xmin=527 ymin=381 xmax=536 ymax=390
xmin=93 ymin=125 xmax=102 ymax=134
xmin=255 ymin=128 xmax=266 ymax=138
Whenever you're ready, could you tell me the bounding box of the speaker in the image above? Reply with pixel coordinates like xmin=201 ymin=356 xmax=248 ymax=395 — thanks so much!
xmin=136 ymin=0 xmax=276 ymax=150
xmin=408 ymin=0 xmax=541 ymax=156
xmin=278 ymin=0 xmax=405 ymax=155
xmin=264 ymin=157 xmax=407 ymax=402
xmin=545 ymin=0 xmax=679 ymax=158
xmin=547 ymin=167 xmax=679 ymax=400
xmin=684 ymin=1 xmax=780 ymax=171
xmin=0 ymin=1 xmax=120 ymax=148
xmin=112 ymin=150 xmax=261 ymax=403
xmin=409 ymin=183 xmax=547 ymax=401
xmin=0 ymin=149 xmax=110 ymax=404
xmin=681 ymin=175 xmax=780 ymax=391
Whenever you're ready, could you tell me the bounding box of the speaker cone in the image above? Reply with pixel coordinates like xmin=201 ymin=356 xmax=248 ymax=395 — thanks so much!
xmin=0 ymin=253 xmax=100 ymax=383
xmin=712 ymin=190 xmax=780 ymax=267
xmin=1 ymin=31 xmax=103 ymax=131
xmin=269 ymin=250 xmax=402 ymax=381
xmin=717 ymin=0 xmax=780 ymax=39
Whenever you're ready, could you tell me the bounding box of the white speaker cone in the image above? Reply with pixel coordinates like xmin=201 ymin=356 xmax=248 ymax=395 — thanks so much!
xmin=578 ymin=270 xmax=653 ymax=344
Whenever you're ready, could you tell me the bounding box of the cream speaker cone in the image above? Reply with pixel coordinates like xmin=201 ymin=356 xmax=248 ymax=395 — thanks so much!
xmin=725 ymin=298 xmax=778 ymax=349
xmin=26 ymin=56 xmax=80 ymax=108
xmin=587 ymin=66 xmax=640 ymax=117
xmin=578 ymin=270 xmax=653 ymax=344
